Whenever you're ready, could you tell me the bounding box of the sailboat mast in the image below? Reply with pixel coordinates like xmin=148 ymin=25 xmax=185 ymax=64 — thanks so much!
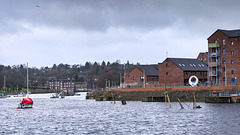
xmin=4 ymin=75 xmax=6 ymax=94
xmin=27 ymin=63 xmax=29 ymax=98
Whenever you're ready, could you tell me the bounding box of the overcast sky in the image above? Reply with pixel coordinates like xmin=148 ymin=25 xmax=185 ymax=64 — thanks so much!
xmin=1 ymin=0 xmax=240 ymax=68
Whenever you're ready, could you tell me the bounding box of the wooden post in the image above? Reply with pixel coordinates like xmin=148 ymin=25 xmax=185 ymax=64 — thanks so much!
xmin=110 ymin=90 xmax=116 ymax=104
xmin=177 ymin=98 xmax=184 ymax=109
xmin=166 ymin=91 xmax=171 ymax=108
xmin=193 ymin=93 xmax=197 ymax=109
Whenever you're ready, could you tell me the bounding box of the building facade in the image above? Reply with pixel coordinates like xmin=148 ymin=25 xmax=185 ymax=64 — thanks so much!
xmin=124 ymin=65 xmax=159 ymax=87
xmin=158 ymin=58 xmax=208 ymax=86
xmin=208 ymin=29 xmax=240 ymax=85
xmin=197 ymin=52 xmax=208 ymax=63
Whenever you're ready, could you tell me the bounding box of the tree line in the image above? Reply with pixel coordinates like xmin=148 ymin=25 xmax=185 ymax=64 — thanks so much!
xmin=0 ymin=60 xmax=126 ymax=91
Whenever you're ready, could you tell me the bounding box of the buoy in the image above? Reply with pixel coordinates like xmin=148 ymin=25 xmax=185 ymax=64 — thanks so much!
xmin=16 ymin=107 xmax=19 ymax=109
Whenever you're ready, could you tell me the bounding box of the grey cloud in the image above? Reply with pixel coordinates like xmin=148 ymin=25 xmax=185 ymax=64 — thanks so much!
xmin=1 ymin=0 xmax=240 ymax=35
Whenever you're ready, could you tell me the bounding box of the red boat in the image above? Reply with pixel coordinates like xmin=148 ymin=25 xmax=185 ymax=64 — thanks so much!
xmin=17 ymin=98 xmax=33 ymax=109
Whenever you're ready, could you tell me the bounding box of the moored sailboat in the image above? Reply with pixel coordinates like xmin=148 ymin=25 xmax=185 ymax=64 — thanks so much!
xmin=17 ymin=63 xmax=33 ymax=109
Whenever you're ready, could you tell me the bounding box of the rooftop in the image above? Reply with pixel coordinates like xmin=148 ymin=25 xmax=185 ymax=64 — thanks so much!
xmin=166 ymin=58 xmax=208 ymax=71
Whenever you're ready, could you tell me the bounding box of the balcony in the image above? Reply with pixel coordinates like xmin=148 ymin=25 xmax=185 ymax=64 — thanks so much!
xmin=208 ymin=43 xmax=220 ymax=48
xmin=208 ymin=62 xmax=220 ymax=67
xmin=209 ymin=71 xmax=220 ymax=76
xmin=209 ymin=52 xmax=220 ymax=57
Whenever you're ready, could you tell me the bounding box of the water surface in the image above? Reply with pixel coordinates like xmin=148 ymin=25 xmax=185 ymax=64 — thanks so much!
xmin=0 ymin=93 xmax=239 ymax=135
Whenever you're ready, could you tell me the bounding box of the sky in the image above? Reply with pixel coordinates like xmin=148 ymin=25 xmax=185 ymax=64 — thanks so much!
xmin=1 ymin=0 xmax=240 ymax=68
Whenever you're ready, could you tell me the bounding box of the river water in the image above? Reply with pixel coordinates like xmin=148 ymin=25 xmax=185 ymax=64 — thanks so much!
xmin=0 ymin=93 xmax=240 ymax=135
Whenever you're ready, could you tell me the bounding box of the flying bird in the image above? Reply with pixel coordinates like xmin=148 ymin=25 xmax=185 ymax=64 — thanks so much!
xmin=36 ymin=5 xmax=40 ymax=8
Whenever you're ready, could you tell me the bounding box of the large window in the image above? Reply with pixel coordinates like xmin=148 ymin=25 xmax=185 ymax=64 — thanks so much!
xmin=222 ymin=39 xmax=225 ymax=45
xmin=231 ymin=70 xmax=234 ymax=74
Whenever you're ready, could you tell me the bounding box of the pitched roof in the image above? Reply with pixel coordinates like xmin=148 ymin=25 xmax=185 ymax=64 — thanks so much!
xmin=219 ymin=29 xmax=240 ymax=38
xmin=126 ymin=64 xmax=159 ymax=76
xmin=166 ymin=58 xmax=208 ymax=71
xmin=199 ymin=52 xmax=208 ymax=56
xmin=136 ymin=65 xmax=159 ymax=76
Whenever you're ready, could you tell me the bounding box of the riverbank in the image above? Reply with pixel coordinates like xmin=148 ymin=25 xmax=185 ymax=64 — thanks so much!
xmin=87 ymin=86 xmax=240 ymax=102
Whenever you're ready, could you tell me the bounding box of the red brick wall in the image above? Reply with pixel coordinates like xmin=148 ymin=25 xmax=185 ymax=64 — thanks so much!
xmin=208 ymin=30 xmax=240 ymax=85
xmin=124 ymin=68 xmax=145 ymax=84
xmin=197 ymin=53 xmax=208 ymax=63
xmin=158 ymin=59 xmax=184 ymax=85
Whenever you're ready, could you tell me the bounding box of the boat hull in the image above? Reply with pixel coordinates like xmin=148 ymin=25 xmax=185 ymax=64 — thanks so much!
xmin=18 ymin=103 xmax=33 ymax=109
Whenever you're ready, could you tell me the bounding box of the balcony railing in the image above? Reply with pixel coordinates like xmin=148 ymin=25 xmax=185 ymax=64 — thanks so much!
xmin=209 ymin=71 xmax=220 ymax=76
xmin=209 ymin=52 xmax=220 ymax=57
xmin=208 ymin=62 xmax=220 ymax=67
xmin=208 ymin=43 xmax=220 ymax=48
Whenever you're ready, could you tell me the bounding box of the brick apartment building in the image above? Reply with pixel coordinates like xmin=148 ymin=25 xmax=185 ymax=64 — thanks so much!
xmin=47 ymin=77 xmax=90 ymax=92
xmin=208 ymin=29 xmax=240 ymax=85
xmin=158 ymin=58 xmax=208 ymax=86
xmin=124 ymin=65 xmax=159 ymax=87
xmin=197 ymin=52 xmax=208 ymax=64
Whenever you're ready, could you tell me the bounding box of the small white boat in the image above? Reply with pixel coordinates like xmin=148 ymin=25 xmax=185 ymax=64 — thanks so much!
xmin=0 ymin=93 xmax=7 ymax=99
xmin=14 ymin=92 xmax=26 ymax=97
xmin=74 ymin=93 xmax=81 ymax=96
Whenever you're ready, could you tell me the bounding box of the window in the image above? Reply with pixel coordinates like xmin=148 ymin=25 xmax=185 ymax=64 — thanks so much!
xmin=223 ymin=49 xmax=225 ymax=55
xmin=231 ymin=70 xmax=234 ymax=74
xmin=232 ymin=78 xmax=235 ymax=83
xmin=166 ymin=63 xmax=168 ymax=67
xmin=166 ymin=72 xmax=168 ymax=75
xmin=231 ymin=41 xmax=234 ymax=46
xmin=133 ymin=76 xmax=135 ymax=80
xmin=223 ymin=77 xmax=225 ymax=83
xmin=222 ymin=58 xmax=226 ymax=64
xmin=231 ymin=60 xmax=234 ymax=65
xmin=223 ymin=67 xmax=226 ymax=73
xmin=231 ymin=51 xmax=233 ymax=55
xmin=215 ymin=40 xmax=218 ymax=43
xmin=185 ymin=72 xmax=188 ymax=76
xmin=140 ymin=77 xmax=144 ymax=81
xmin=152 ymin=77 xmax=154 ymax=81
xmin=222 ymin=39 xmax=225 ymax=45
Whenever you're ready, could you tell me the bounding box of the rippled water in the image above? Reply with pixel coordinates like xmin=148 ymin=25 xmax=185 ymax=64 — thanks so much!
xmin=0 ymin=93 xmax=240 ymax=135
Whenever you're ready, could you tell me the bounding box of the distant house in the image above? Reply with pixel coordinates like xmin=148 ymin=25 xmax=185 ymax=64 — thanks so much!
xmin=158 ymin=58 xmax=208 ymax=86
xmin=47 ymin=77 xmax=75 ymax=93
xmin=197 ymin=52 xmax=208 ymax=64
xmin=124 ymin=65 xmax=159 ymax=87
